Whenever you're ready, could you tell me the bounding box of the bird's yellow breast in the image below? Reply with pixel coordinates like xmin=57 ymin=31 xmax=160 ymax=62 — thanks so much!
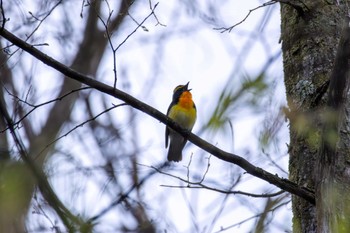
xmin=168 ymin=91 xmax=196 ymax=130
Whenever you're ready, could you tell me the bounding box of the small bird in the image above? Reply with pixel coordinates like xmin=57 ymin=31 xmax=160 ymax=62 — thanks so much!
xmin=165 ymin=82 xmax=196 ymax=162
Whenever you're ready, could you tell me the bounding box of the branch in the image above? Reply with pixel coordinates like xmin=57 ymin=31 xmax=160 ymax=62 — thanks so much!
xmin=36 ymin=103 xmax=126 ymax=158
xmin=213 ymin=199 xmax=290 ymax=233
xmin=89 ymin=162 xmax=169 ymax=222
xmin=214 ymin=0 xmax=307 ymax=33
xmin=162 ymin=185 xmax=285 ymax=197
xmin=0 ymin=27 xmax=315 ymax=204
xmin=0 ymin=0 xmax=7 ymax=30
xmin=214 ymin=1 xmax=276 ymax=33
xmin=1 ymin=87 xmax=92 ymax=133
xmin=115 ymin=2 xmax=159 ymax=51
xmin=141 ymin=163 xmax=285 ymax=197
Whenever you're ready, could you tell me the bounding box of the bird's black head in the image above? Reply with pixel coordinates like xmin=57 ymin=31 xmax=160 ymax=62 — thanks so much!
xmin=172 ymin=82 xmax=191 ymax=102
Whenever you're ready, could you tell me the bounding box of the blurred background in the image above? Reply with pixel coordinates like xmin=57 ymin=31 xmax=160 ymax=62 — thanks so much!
xmin=0 ymin=0 xmax=290 ymax=232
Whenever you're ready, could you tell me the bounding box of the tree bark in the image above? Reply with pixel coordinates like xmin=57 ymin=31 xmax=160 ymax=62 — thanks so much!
xmin=280 ymin=1 xmax=350 ymax=232
xmin=316 ymin=15 xmax=350 ymax=232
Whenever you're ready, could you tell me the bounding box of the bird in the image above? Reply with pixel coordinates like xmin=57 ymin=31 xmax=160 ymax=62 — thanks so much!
xmin=165 ymin=82 xmax=196 ymax=162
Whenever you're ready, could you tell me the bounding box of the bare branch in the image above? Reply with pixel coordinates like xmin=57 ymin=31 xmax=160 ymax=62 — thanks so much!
xmin=214 ymin=1 xmax=276 ymax=33
xmin=89 ymin=162 xmax=169 ymax=222
xmin=148 ymin=0 xmax=166 ymax=26
xmin=214 ymin=0 xmax=307 ymax=33
xmin=35 ymin=103 xmax=126 ymax=159
xmin=161 ymin=185 xmax=285 ymax=198
xmin=185 ymin=153 xmax=194 ymax=183
xmin=199 ymin=154 xmax=211 ymax=183
xmin=144 ymin=163 xmax=285 ymax=198
xmin=96 ymin=4 xmax=118 ymax=88
xmin=213 ymin=199 xmax=290 ymax=233
xmin=115 ymin=2 xmax=160 ymax=51
xmin=1 ymin=87 xmax=92 ymax=132
xmin=0 ymin=0 xmax=7 ymax=30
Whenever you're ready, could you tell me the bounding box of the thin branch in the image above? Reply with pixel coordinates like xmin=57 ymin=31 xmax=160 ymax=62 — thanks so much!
xmin=213 ymin=199 xmax=290 ymax=233
xmin=262 ymin=149 xmax=288 ymax=175
xmin=96 ymin=1 xmax=162 ymax=88
xmin=0 ymin=27 xmax=315 ymax=204
xmin=185 ymin=153 xmax=194 ymax=184
xmin=96 ymin=4 xmax=118 ymax=88
xmin=89 ymin=162 xmax=169 ymax=223
xmin=214 ymin=1 xmax=276 ymax=33
xmin=1 ymin=87 xmax=91 ymax=132
xmin=148 ymin=0 xmax=166 ymax=26
xmin=199 ymin=154 xmax=211 ymax=183
xmin=26 ymin=1 xmax=62 ymax=42
xmin=144 ymin=163 xmax=285 ymax=198
xmin=115 ymin=2 xmax=159 ymax=51
xmin=0 ymin=0 xmax=7 ymax=30
xmin=2 ymin=1 xmax=62 ymax=59
xmin=161 ymin=185 xmax=285 ymax=198
xmin=214 ymin=0 xmax=307 ymax=33
xmin=35 ymin=103 xmax=126 ymax=159
xmin=206 ymin=181 xmax=239 ymax=233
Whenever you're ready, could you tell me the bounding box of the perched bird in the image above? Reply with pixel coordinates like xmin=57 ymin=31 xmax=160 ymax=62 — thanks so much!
xmin=165 ymin=82 xmax=196 ymax=162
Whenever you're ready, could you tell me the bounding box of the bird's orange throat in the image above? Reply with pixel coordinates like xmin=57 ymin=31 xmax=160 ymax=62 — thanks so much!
xmin=179 ymin=91 xmax=194 ymax=109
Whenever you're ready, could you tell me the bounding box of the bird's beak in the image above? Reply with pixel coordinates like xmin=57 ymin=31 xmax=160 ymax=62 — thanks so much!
xmin=185 ymin=81 xmax=191 ymax=91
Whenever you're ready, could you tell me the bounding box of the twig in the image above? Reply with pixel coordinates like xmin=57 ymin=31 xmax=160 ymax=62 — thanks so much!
xmin=26 ymin=1 xmax=62 ymax=42
xmin=1 ymin=87 xmax=92 ymax=133
xmin=185 ymin=153 xmax=193 ymax=184
xmin=89 ymin=162 xmax=169 ymax=222
xmin=0 ymin=0 xmax=7 ymax=30
xmin=161 ymin=184 xmax=285 ymax=198
xmin=143 ymin=163 xmax=285 ymax=198
xmin=115 ymin=2 xmax=160 ymax=51
xmin=35 ymin=103 xmax=126 ymax=159
xmin=0 ymin=1 xmax=61 ymax=64
xmin=199 ymin=155 xmax=211 ymax=183
xmin=96 ymin=1 xmax=162 ymax=88
xmin=213 ymin=199 xmax=290 ymax=233
xmin=214 ymin=0 xmax=307 ymax=33
xmin=148 ymin=0 xmax=166 ymax=27
xmin=214 ymin=1 xmax=276 ymax=33
xmin=96 ymin=2 xmax=118 ymax=88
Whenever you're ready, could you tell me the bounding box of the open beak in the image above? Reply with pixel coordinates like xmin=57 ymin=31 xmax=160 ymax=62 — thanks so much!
xmin=185 ymin=81 xmax=191 ymax=91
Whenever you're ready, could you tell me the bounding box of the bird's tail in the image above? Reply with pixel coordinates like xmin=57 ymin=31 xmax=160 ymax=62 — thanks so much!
xmin=167 ymin=133 xmax=186 ymax=162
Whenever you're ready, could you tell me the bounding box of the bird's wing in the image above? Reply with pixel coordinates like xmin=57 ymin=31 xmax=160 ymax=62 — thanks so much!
xmin=165 ymin=102 xmax=174 ymax=148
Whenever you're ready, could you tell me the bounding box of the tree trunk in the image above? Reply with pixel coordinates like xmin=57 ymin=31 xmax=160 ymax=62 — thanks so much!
xmin=315 ymin=15 xmax=350 ymax=233
xmin=280 ymin=1 xmax=350 ymax=232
